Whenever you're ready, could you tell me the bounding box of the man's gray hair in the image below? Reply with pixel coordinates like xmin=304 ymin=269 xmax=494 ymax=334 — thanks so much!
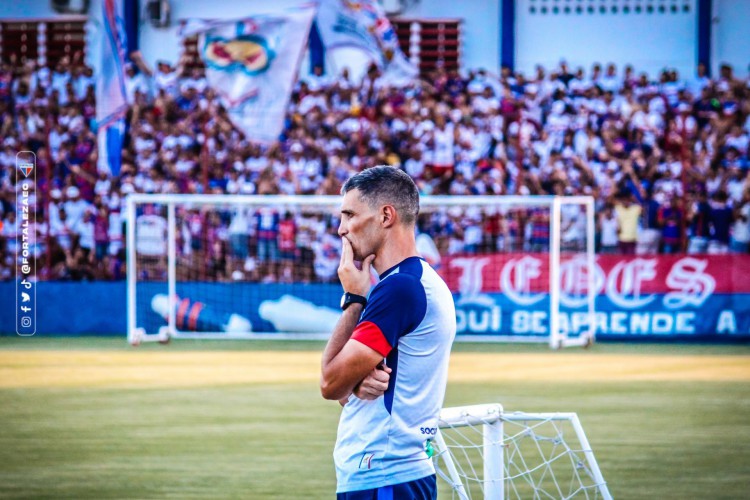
xmin=341 ymin=166 xmax=420 ymax=225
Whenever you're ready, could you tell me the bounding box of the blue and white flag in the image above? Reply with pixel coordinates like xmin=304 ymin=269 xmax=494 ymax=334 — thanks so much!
xmin=96 ymin=0 xmax=128 ymax=176
xmin=316 ymin=0 xmax=417 ymax=85
xmin=181 ymin=6 xmax=316 ymax=143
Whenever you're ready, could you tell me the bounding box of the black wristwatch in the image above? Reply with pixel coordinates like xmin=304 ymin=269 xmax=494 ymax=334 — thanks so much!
xmin=340 ymin=292 xmax=367 ymax=311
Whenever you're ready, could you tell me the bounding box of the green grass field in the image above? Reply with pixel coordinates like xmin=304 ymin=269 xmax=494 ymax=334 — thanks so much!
xmin=1 ymin=337 xmax=749 ymax=499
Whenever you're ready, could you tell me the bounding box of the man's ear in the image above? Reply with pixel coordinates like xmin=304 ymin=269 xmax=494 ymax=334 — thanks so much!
xmin=381 ymin=205 xmax=397 ymax=228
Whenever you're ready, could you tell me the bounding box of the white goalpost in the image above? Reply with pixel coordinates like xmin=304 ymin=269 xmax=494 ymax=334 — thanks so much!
xmin=126 ymin=194 xmax=596 ymax=348
xmin=435 ymin=404 xmax=612 ymax=499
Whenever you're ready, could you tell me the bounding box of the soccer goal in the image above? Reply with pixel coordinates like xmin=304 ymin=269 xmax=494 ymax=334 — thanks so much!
xmin=126 ymin=194 xmax=596 ymax=348
xmin=435 ymin=404 xmax=612 ymax=499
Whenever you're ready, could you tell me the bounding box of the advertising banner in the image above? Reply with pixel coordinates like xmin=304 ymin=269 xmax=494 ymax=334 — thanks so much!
xmin=440 ymin=254 xmax=750 ymax=340
xmin=2 ymin=255 xmax=748 ymax=341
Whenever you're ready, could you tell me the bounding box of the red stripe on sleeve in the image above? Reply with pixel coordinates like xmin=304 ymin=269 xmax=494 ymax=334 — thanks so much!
xmin=351 ymin=321 xmax=392 ymax=357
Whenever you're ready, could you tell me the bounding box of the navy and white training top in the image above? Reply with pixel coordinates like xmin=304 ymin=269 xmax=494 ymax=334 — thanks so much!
xmin=334 ymin=256 xmax=456 ymax=493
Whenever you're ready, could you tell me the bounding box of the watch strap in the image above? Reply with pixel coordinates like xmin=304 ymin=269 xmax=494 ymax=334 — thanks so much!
xmin=341 ymin=292 xmax=367 ymax=310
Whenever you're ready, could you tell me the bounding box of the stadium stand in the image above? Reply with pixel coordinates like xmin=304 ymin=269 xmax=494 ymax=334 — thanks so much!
xmin=1 ymin=56 xmax=749 ymax=282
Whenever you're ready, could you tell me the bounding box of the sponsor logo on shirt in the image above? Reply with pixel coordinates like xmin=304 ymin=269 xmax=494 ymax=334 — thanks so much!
xmin=358 ymin=452 xmax=374 ymax=470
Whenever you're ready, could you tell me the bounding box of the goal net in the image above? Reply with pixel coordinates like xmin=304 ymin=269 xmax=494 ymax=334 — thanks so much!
xmin=435 ymin=404 xmax=612 ymax=499
xmin=126 ymin=194 xmax=596 ymax=348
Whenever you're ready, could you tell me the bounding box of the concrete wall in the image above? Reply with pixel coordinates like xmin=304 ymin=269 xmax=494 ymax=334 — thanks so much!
xmin=514 ymin=0 xmax=698 ymax=79
xmin=712 ymin=0 xmax=750 ymax=77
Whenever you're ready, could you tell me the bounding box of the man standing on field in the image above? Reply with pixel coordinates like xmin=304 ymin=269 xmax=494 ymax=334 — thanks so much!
xmin=320 ymin=166 xmax=457 ymax=499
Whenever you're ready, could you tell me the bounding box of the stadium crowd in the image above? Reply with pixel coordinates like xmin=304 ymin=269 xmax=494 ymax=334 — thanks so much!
xmin=0 ymin=52 xmax=750 ymax=282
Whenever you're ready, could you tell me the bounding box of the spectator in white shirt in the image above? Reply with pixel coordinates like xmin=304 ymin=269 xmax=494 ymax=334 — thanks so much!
xmin=130 ymin=51 xmax=184 ymax=98
xmin=599 ymin=63 xmax=621 ymax=93
xmin=63 ymin=186 xmax=91 ymax=234
xmin=50 ymin=59 xmax=71 ymax=97
xmin=124 ymin=63 xmax=150 ymax=103
xmin=687 ymin=62 xmax=711 ymax=99
xmin=180 ymin=67 xmax=208 ymax=94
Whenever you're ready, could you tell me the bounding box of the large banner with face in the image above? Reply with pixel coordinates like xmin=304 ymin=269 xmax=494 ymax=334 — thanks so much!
xmin=180 ymin=6 xmax=316 ymax=143
xmin=439 ymin=254 xmax=750 ymax=341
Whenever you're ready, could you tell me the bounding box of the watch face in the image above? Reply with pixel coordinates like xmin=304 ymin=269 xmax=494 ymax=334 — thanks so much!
xmin=340 ymin=293 xmax=347 ymax=309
